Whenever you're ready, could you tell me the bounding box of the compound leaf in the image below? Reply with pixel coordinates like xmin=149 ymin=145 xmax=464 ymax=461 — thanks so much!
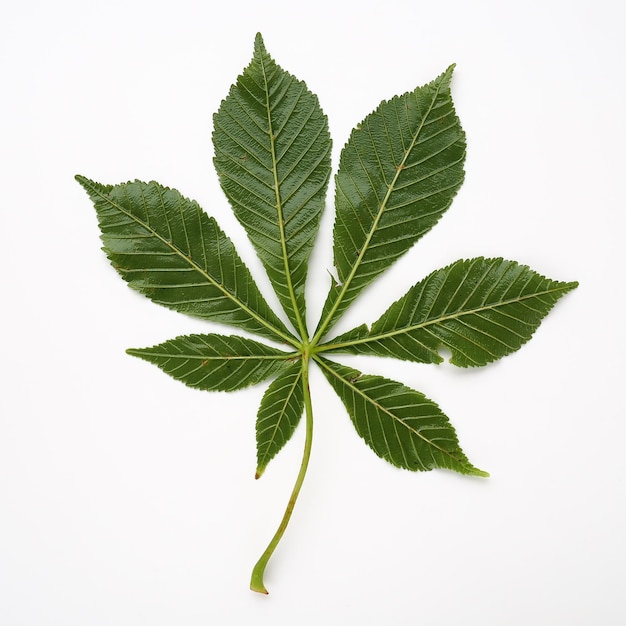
xmin=213 ymin=33 xmax=331 ymax=336
xmin=317 ymin=358 xmax=487 ymax=476
xmin=324 ymin=258 xmax=579 ymax=367
xmin=255 ymin=362 xmax=305 ymax=478
xmin=77 ymin=35 xmax=578 ymax=594
xmin=76 ymin=176 xmax=294 ymax=345
xmin=315 ymin=65 xmax=465 ymax=338
xmin=127 ymin=334 xmax=295 ymax=392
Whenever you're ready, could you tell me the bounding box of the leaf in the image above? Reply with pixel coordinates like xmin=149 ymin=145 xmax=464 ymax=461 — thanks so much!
xmin=213 ymin=33 xmax=331 ymax=336
xmin=317 ymin=358 xmax=487 ymax=476
xmin=255 ymin=362 xmax=305 ymax=478
xmin=76 ymin=176 xmax=294 ymax=345
xmin=314 ymin=65 xmax=465 ymax=339
xmin=323 ymin=258 xmax=579 ymax=367
xmin=77 ymin=35 xmax=578 ymax=594
xmin=126 ymin=334 xmax=296 ymax=392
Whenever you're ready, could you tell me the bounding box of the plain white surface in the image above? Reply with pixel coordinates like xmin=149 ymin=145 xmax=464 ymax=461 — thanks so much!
xmin=1 ymin=0 xmax=624 ymax=623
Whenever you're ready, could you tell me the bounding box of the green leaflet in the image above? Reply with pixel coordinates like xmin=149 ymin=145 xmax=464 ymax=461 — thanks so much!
xmin=313 ymin=65 xmax=465 ymax=341
xmin=322 ymin=258 xmax=579 ymax=367
xmin=127 ymin=334 xmax=296 ymax=392
xmin=213 ymin=33 xmax=331 ymax=338
xmin=317 ymin=358 xmax=487 ymax=476
xmin=255 ymin=362 xmax=305 ymax=478
xmin=78 ymin=33 xmax=577 ymax=594
xmin=76 ymin=177 xmax=295 ymax=346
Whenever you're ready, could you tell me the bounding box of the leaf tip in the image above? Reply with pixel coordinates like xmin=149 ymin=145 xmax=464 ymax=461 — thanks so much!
xmin=437 ymin=64 xmax=457 ymax=91
xmin=75 ymin=174 xmax=90 ymax=190
xmin=254 ymin=32 xmax=266 ymax=54
xmin=255 ymin=467 xmax=264 ymax=480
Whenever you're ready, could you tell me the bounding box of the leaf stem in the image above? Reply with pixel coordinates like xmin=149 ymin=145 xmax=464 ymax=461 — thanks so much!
xmin=250 ymin=352 xmax=314 ymax=594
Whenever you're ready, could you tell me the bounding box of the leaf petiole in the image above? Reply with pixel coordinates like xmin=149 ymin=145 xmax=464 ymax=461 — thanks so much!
xmin=250 ymin=350 xmax=314 ymax=594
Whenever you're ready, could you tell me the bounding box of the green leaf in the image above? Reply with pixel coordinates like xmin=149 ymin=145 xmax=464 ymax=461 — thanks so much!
xmin=77 ymin=35 xmax=579 ymax=594
xmin=323 ymin=258 xmax=578 ymax=367
xmin=213 ymin=33 xmax=332 ymax=337
xmin=314 ymin=65 xmax=465 ymax=339
xmin=126 ymin=334 xmax=295 ymax=392
xmin=317 ymin=358 xmax=487 ymax=476
xmin=76 ymin=176 xmax=295 ymax=345
xmin=255 ymin=362 xmax=305 ymax=478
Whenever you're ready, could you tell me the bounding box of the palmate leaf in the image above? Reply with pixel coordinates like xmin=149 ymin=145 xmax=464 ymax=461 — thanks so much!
xmin=317 ymin=358 xmax=487 ymax=476
xmin=255 ymin=362 xmax=305 ymax=478
xmin=77 ymin=34 xmax=578 ymax=594
xmin=323 ymin=258 xmax=579 ymax=367
xmin=314 ymin=65 xmax=465 ymax=339
xmin=76 ymin=177 xmax=294 ymax=345
xmin=126 ymin=334 xmax=296 ymax=392
xmin=213 ymin=34 xmax=331 ymax=337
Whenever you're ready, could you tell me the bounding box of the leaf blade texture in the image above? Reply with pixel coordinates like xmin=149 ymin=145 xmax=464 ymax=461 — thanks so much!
xmin=316 ymin=65 xmax=466 ymax=337
xmin=255 ymin=362 xmax=305 ymax=478
xmin=317 ymin=358 xmax=487 ymax=476
xmin=213 ymin=33 xmax=332 ymax=336
xmin=324 ymin=258 xmax=579 ymax=367
xmin=126 ymin=334 xmax=295 ymax=392
xmin=76 ymin=176 xmax=293 ymax=345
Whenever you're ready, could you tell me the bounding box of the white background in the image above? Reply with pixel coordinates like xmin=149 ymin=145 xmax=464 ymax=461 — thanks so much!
xmin=1 ymin=0 xmax=624 ymax=624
